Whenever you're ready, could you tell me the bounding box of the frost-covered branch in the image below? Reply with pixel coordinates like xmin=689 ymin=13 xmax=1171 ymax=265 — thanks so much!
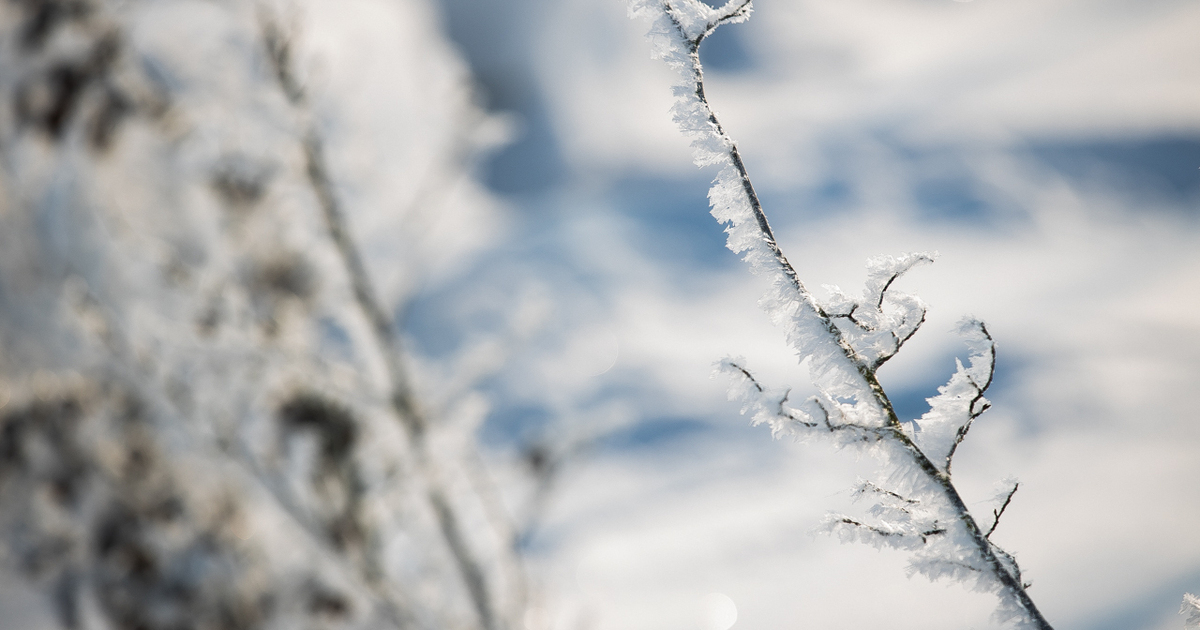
xmin=853 ymin=479 xmax=920 ymax=507
xmin=826 ymin=516 xmax=947 ymax=547
xmin=916 ymin=318 xmax=996 ymax=475
xmin=632 ymin=2 xmax=1052 ymax=627
xmin=822 ymin=253 xmax=935 ymax=370
xmin=719 ymin=358 xmax=884 ymax=442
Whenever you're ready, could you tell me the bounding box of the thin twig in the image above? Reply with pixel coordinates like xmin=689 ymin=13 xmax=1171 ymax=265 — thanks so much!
xmin=853 ymin=480 xmax=919 ymax=505
xmin=835 ymin=517 xmax=946 ymax=544
xmin=985 ymin=482 xmax=1019 ymax=540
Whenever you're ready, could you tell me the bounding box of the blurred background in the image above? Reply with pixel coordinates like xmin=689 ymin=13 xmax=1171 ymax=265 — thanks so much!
xmin=1 ymin=0 xmax=1198 ymax=629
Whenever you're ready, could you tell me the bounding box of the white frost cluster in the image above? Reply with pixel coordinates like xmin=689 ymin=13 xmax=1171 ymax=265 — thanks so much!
xmin=1184 ymin=593 xmax=1200 ymax=628
xmin=912 ymin=318 xmax=996 ymax=472
xmin=820 ymin=253 xmax=934 ymax=369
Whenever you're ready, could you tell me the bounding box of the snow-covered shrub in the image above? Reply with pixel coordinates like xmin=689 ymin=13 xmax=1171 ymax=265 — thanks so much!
xmin=0 ymin=1 xmax=519 ymax=628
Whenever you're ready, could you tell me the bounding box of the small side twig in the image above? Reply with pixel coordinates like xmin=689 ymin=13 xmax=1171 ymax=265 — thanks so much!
xmin=834 ymin=517 xmax=947 ymax=544
xmin=852 ymin=480 xmax=919 ymax=506
xmin=985 ymin=482 xmax=1019 ymax=540
xmin=944 ymin=321 xmax=996 ymax=472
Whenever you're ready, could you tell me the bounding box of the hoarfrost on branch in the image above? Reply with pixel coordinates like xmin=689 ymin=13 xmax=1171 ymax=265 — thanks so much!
xmin=631 ymin=1 xmax=1054 ymax=627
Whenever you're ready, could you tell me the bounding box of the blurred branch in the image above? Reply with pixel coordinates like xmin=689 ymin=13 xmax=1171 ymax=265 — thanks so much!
xmin=258 ymin=10 xmax=516 ymax=630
